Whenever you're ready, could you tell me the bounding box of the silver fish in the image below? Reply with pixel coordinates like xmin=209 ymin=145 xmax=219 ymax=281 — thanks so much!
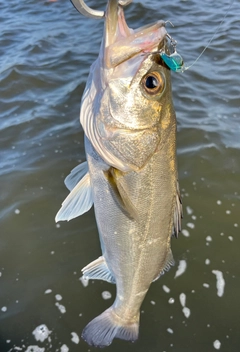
xmin=56 ymin=0 xmax=182 ymax=347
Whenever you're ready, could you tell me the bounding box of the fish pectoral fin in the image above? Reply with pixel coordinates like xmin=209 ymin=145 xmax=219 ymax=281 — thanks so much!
xmin=55 ymin=172 xmax=93 ymax=222
xmin=153 ymin=249 xmax=175 ymax=282
xmin=173 ymin=180 xmax=183 ymax=238
xmin=82 ymin=256 xmax=115 ymax=284
xmin=104 ymin=168 xmax=138 ymax=220
xmin=64 ymin=161 xmax=88 ymax=191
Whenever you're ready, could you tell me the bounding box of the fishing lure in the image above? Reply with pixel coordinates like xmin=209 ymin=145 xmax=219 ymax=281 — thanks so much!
xmin=159 ymin=0 xmax=234 ymax=73
xmin=159 ymin=33 xmax=184 ymax=72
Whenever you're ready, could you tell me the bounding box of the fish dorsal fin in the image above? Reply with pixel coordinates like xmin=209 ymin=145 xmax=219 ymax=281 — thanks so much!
xmin=55 ymin=172 xmax=93 ymax=222
xmin=64 ymin=161 xmax=88 ymax=191
xmin=153 ymin=249 xmax=175 ymax=282
xmin=82 ymin=256 xmax=115 ymax=284
xmin=173 ymin=180 xmax=183 ymax=238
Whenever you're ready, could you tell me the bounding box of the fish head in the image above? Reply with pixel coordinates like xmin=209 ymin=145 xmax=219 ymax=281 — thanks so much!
xmin=81 ymin=0 xmax=176 ymax=172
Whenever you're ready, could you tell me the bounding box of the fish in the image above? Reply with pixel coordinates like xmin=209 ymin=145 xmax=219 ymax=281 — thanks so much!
xmin=55 ymin=0 xmax=182 ymax=347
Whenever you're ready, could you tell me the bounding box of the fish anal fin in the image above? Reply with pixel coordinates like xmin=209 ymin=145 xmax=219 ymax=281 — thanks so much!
xmin=153 ymin=249 xmax=175 ymax=282
xmin=82 ymin=256 xmax=115 ymax=284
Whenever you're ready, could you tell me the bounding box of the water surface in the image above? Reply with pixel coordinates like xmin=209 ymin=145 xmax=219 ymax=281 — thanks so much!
xmin=0 ymin=0 xmax=239 ymax=351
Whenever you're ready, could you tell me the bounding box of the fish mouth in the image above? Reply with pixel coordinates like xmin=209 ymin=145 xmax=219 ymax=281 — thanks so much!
xmin=104 ymin=0 xmax=167 ymax=68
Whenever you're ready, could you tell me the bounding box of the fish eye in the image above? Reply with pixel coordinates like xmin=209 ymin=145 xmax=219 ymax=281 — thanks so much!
xmin=142 ymin=72 xmax=165 ymax=95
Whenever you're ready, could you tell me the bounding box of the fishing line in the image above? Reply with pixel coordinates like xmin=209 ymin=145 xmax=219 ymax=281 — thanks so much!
xmin=181 ymin=0 xmax=234 ymax=72
xmin=157 ymin=0 xmax=234 ymax=72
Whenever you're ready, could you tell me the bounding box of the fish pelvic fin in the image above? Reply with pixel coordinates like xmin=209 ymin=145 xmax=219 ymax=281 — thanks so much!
xmin=153 ymin=249 xmax=175 ymax=282
xmin=82 ymin=307 xmax=139 ymax=347
xmin=64 ymin=161 xmax=88 ymax=191
xmin=82 ymin=256 xmax=115 ymax=284
xmin=55 ymin=172 xmax=93 ymax=222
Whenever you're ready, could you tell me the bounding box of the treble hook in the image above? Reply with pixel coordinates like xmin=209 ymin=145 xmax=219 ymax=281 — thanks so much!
xmin=70 ymin=0 xmax=133 ymax=19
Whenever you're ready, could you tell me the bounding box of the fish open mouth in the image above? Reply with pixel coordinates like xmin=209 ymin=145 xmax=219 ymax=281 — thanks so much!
xmin=104 ymin=1 xmax=167 ymax=68
xmin=104 ymin=0 xmax=184 ymax=72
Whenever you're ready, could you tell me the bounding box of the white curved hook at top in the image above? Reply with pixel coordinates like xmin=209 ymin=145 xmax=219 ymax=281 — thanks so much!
xmin=70 ymin=0 xmax=133 ymax=19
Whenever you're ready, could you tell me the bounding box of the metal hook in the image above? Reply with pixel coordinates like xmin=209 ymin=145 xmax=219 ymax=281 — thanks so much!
xmin=70 ymin=0 xmax=133 ymax=19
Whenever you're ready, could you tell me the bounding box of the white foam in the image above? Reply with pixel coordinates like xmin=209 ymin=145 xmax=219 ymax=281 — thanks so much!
xmin=44 ymin=289 xmax=52 ymax=294
xmin=25 ymin=347 xmax=45 ymax=352
xmin=101 ymin=291 xmax=112 ymax=300
xmin=182 ymin=307 xmax=191 ymax=318
xmin=186 ymin=206 xmax=193 ymax=215
xmin=216 ymin=200 xmax=222 ymax=205
xmin=179 ymin=293 xmax=190 ymax=318
xmin=55 ymin=302 xmax=66 ymax=314
xmin=205 ymin=259 xmax=210 ymax=265
xmin=187 ymin=222 xmax=195 ymax=229
xmin=55 ymin=294 xmax=62 ymax=301
xmin=1 ymin=306 xmax=7 ymax=312
xmin=32 ymin=325 xmax=51 ymax=343
xmin=174 ymin=260 xmax=187 ymax=278
xmin=71 ymin=332 xmax=80 ymax=344
xmin=213 ymin=340 xmax=221 ymax=349
xmin=212 ymin=270 xmax=225 ymax=297
xmin=206 ymin=236 xmax=212 ymax=242
xmin=15 ymin=209 xmax=20 ymax=214
xmin=60 ymin=344 xmax=69 ymax=352
xmin=79 ymin=276 xmax=89 ymax=287
xmin=181 ymin=229 xmax=190 ymax=237
xmin=179 ymin=293 xmax=186 ymax=307
xmin=162 ymin=285 xmax=170 ymax=293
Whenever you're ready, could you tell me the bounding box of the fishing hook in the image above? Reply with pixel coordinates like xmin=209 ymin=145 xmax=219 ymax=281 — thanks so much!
xmin=70 ymin=0 xmax=133 ymax=19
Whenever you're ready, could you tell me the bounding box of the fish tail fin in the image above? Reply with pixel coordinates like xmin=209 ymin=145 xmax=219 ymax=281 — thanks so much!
xmin=82 ymin=307 xmax=139 ymax=347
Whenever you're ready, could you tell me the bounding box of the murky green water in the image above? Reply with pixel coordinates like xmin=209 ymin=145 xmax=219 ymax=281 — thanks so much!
xmin=0 ymin=0 xmax=239 ymax=351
